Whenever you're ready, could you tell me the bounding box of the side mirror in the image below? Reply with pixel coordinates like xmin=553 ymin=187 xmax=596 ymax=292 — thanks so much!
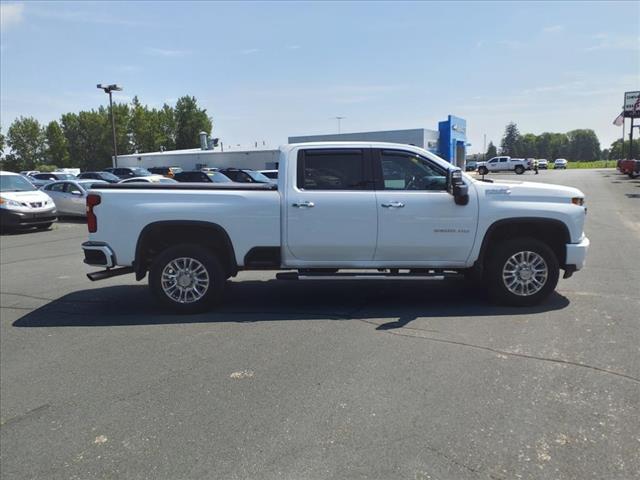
xmin=447 ymin=168 xmax=469 ymax=206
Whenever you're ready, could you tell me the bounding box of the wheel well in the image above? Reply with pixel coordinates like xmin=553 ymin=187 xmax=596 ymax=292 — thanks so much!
xmin=478 ymin=219 xmax=569 ymax=269
xmin=134 ymin=221 xmax=238 ymax=280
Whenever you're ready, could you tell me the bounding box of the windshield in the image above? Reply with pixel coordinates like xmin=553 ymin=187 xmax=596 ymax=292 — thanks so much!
xmin=209 ymin=172 xmax=232 ymax=183
xmin=99 ymin=172 xmax=120 ymax=182
xmin=245 ymin=170 xmax=272 ymax=183
xmin=56 ymin=173 xmax=76 ymax=180
xmin=0 ymin=175 xmax=38 ymax=192
xmin=132 ymin=168 xmax=153 ymax=176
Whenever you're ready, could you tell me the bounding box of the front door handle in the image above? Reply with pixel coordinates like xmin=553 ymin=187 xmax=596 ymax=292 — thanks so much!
xmin=292 ymin=201 xmax=315 ymax=208
xmin=381 ymin=201 xmax=405 ymax=208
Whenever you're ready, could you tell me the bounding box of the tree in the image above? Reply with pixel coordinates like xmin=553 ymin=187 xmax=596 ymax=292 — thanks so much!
xmin=500 ymin=122 xmax=521 ymax=157
xmin=517 ymin=133 xmax=538 ymax=158
xmin=566 ymin=129 xmax=600 ymax=161
xmin=174 ymin=96 xmax=212 ymax=149
xmin=609 ymin=139 xmax=639 ymax=159
xmin=6 ymin=116 xmax=46 ymax=170
xmin=0 ymin=126 xmax=5 ymax=157
xmin=45 ymin=121 xmax=69 ymax=167
xmin=485 ymin=141 xmax=497 ymax=159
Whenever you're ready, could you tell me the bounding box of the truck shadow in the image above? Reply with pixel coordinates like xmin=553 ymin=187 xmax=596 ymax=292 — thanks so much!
xmin=12 ymin=278 xmax=570 ymax=329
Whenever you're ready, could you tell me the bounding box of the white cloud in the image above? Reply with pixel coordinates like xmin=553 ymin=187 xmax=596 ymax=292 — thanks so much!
xmin=286 ymin=45 xmax=301 ymax=50
xmin=0 ymin=3 xmax=24 ymax=29
xmin=241 ymin=48 xmax=260 ymax=55
xmin=542 ymin=24 xmax=564 ymax=34
xmin=585 ymin=33 xmax=640 ymax=51
xmin=143 ymin=47 xmax=191 ymax=57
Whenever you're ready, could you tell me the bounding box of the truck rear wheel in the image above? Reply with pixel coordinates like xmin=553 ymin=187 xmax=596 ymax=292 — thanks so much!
xmin=514 ymin=165 xmax=525 ymax=175
xmin=485 ymin=237 xmax=559 ymax=306
xmin=149 ymin=244 xmax=225 ymax=313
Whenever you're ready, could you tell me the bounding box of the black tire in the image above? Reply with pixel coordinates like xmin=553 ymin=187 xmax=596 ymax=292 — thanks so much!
xmin=36 ymin=223 xmax=53 ymax=230
xmin=478 ymin=166 xmax=489 ymax=175
xmin=485 ymin=237 xmax=559 ymax=307
xmin=149 ymin=244 xmax=226 ymax=314
xmin=514 ymin=165 xmax=525 ymax=175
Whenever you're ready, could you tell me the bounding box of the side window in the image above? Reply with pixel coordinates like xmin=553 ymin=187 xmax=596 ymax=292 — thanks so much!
xmin=47 ymin=182 xmax=65 ymax=192
xmin=66 ymin=183 xmax=82 ymax=194
xmin=297 ymin=149 xmax=368 ymax=190
xmin=499 ymin=158 xmax=508 ymax=163
xmin=489 ymin=159 xmax=498 ymax=164
xmin=380 ymin=151 xmax=447 ymax=191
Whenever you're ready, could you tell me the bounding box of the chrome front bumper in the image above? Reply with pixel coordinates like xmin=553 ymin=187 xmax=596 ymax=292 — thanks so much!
xmin=565 ymin=236 xmax=590 ymax=271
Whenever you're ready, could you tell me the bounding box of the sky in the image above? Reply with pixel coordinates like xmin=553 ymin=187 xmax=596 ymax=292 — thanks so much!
xmin=1 ymin=0 xmax=638 ymax=154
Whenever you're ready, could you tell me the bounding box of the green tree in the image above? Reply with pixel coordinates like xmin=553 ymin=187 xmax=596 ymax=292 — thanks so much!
xmin=609 ymin=139 xmax=639 ymax=159
xmin=500 ymin=122 xmax=521 ymax=157
xmin=517 ymin=133 xmax=538 ymax=158
xmin=485 ymin=141 xmax=497 ymax=159
xmin=45 ymin=120 xmax=69 ymax=167
xmin=6 ymin=116 xmax=46 ymax=170
xmin=566 ymin=129 xmax=600 ymax=161
xmin=174 ymin=96 xmax=212 ymax=149
xmin=0 ymin=126 xmax=5 ymax=157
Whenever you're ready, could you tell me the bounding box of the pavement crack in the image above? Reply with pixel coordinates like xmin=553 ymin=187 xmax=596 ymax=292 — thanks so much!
xmin=361 ymin=321 xmax=640 ymax=384
xmin=0 ymin=404 xmax=51 ymax=428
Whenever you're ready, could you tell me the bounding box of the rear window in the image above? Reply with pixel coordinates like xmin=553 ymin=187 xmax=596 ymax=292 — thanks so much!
xmin=297 ymin=149 xmax=368 ymax=190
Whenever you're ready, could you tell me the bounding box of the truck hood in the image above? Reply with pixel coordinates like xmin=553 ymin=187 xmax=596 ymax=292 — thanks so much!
xmin=473 ymin=178 xmax=584 ymax=202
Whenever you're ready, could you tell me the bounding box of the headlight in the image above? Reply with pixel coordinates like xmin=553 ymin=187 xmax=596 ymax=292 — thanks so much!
xmin=0 ymin=197 xmax=23 ymax=208
xmin=571 ymin=197 xmax=584 ymax=206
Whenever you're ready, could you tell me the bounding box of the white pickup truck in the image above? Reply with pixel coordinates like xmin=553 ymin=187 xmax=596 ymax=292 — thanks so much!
xmin=476 ymin=156 xmax=529 ymax=175
xmin=82 ymin=142 xmax=589 ymax=313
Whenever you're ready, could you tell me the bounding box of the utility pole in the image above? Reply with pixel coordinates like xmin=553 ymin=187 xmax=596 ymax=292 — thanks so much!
xmin=483 ymin=134 xmax=487 ymax=161
xmin=97 ymin=84 xmax=123 ymax=168
xmin=334 ymin=116 xmax=345 ymax=134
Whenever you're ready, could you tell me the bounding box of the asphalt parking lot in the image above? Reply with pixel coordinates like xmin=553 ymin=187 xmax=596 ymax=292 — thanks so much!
xmin=1 ymin=169 xmax=639 ymax=480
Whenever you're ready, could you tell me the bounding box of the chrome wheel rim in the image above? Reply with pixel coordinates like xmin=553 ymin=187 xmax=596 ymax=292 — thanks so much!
xmin=161 ymin=257 xmax=210 ymax=304
xmin=502 ymin=251 xmax=548 ymax=296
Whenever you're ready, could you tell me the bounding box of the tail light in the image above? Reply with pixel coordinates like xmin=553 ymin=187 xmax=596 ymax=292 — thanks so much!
xmin=86 ymin=194 xmax=101 ymax=233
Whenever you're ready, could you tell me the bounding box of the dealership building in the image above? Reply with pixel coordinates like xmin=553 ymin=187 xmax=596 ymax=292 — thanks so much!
xmin=116 ymin=115 xmax=468 ymax=171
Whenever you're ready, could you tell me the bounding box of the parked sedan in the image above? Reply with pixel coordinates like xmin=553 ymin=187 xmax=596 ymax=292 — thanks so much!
xmin=42 ymin=180 xmax=107 ymax=216
xmin=537 ymin=159 xmax=548 ymax=169
xmin=29 ymin=172 xmax=77 ymax=188
xmin=77 ymin=171 xmax=121 ymax=183
xmin=554 ymin=158 xmax=568 ymax=169
xmin=174 ymin=171 xmax=233 ymax=183
xmin=219 ymin=168 xmax=272 ymax=183
xmin=148 ymin=166 xmax=183 ymax=178
xmin=119 ymin=177 xmax=178 ymax=184
xmin=104 ymin=167 xmax=155 ymax=179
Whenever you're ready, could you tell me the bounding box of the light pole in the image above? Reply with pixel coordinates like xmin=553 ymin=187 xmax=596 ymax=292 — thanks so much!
xmin=334 ymin=116 xmax=345 ymax=134
xmin=97 ymin=84 xmax=122 ymax=168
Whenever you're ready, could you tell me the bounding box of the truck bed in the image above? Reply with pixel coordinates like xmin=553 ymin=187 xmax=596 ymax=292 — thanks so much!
xmin=93 ymin=182 xmax=278 ymax=191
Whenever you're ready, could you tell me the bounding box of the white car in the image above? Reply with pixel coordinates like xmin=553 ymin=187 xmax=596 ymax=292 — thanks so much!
xmin=537 ymin=159 xmax=548 ymax=169
xmin=81 ymin=142 xmax=589 ymax=313
xmin=119 ymin=176 xmax=178 ymax=184
xmin=0 ymin=171 xmax=57 ymax=230
xmin=476 ymin=156 xmax=528 ymax=175
xmin=42 ymin=179 xmax=108 ymax=216
xmin=554 ymin=159 xmax=568 ymax=169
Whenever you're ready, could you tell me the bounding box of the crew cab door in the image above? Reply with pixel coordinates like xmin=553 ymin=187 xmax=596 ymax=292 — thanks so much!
xmin=286 ymin=148 xmax=377 ymax=262
xmin=373 ymin=149 xmax=477 ymax=263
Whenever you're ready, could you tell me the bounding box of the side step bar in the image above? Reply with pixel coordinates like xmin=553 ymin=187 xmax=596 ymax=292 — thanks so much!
xmin=276 ymin=271 xmax=449 ymax=281
xmin=87 ymin=266 xmax=134 ymax=282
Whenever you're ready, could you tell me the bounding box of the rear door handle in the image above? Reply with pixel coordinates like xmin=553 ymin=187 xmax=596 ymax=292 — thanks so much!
xmin=381 ymin=201 xmax=405 ymax=208
xmin=292 ymin=201 xmax=315 ymax=208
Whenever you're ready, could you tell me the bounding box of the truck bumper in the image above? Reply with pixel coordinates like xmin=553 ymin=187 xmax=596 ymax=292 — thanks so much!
xmin=82 ymin=241 xmax=116 ymax=268
xmin=565 ymin=236 xmax=590 ymax=271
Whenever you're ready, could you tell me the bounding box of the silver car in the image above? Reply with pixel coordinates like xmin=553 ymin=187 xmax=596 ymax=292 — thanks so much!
xmin=41 ymin=180 xmax=107 ymax=216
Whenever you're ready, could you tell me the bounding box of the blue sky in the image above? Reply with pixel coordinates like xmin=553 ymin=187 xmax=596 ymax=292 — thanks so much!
xmin=1 ymin=1 xmax=638 ymax=153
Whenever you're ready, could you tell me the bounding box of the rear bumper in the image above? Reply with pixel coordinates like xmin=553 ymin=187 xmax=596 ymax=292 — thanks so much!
xmin=0 ymin=208 xmax=57 ymax=228
xmin=565 ymin=236 xmax=590 ymax=271
xmin=82 ymin=241 xmax=116 ymax=268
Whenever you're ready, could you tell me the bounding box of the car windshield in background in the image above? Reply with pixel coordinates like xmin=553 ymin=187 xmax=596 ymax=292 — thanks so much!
xmin=100 ymin=172 xmax=120 ymax=182
xmin=158 ymin=178 xmax=178 ymax=183
xmin=209 ymin=172 xmax=232 ymax=183
xmin=57 ymin=174 xmax=76 ymax=180
xmin=245 ymin=170 xmax=272 ymax=183
xmin=1 ymin=175 xmax=37 ymax=192
xmin=132 ymin=168 xmax=153 ymax=177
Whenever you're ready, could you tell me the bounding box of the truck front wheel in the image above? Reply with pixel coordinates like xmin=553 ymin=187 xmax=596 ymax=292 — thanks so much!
xmin=514 ymin=165 xmax=525 ymax=175
xmin=485 ymin=238 xmax=559 ymax=306
xmin=478 ymin=166 xmax=489 ymax=175
xmin=149 ymin=244 xmax=225 ymax=313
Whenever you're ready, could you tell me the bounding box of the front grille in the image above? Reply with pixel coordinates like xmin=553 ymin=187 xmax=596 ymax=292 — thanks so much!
xmin=29 ymin=202 xmax=43 ymax=208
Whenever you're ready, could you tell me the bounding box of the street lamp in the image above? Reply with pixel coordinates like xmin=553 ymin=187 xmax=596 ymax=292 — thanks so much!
xmin=97 ymin=83 xmax=122 ymax=168
xmin=334 ymin=116 xmax=345 ymax=134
